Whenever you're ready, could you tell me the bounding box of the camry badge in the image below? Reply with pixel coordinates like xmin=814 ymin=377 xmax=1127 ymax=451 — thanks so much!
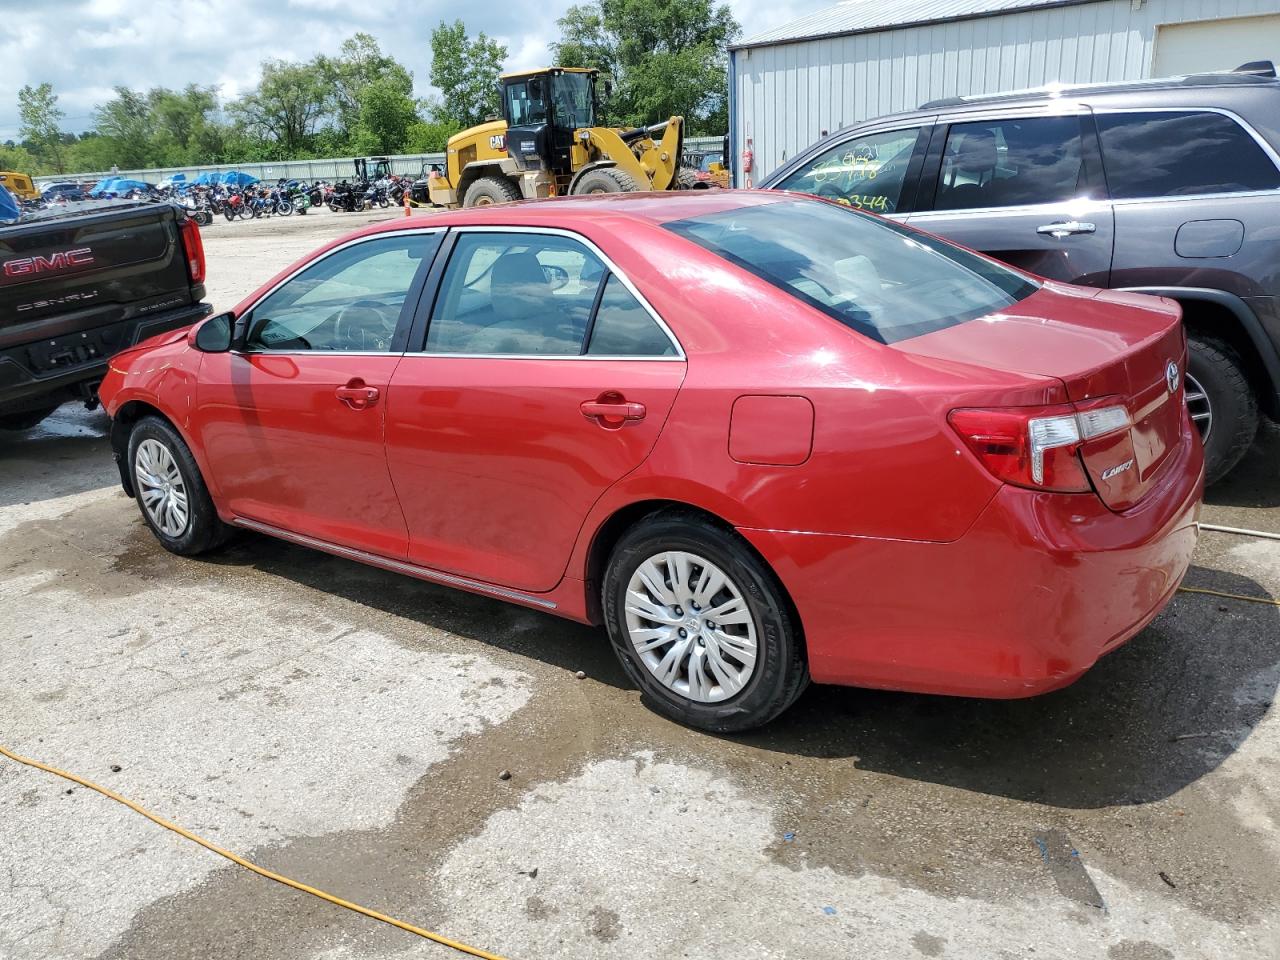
xmin=1100 ymin=459 xmax=1135 ymax=481
xmin=1166 ymin=360 xmax=1179 ymax=395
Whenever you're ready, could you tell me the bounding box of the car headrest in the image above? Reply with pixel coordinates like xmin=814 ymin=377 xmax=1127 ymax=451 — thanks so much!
xmin=948 ymin=129 xmax=998 ymax=174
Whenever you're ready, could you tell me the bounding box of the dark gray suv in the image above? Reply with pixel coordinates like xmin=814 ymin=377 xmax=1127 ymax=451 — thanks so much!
xmin=763 ymin=66 xmax=1280 ymax=483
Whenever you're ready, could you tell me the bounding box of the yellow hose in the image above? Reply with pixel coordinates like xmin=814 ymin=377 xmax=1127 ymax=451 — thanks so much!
xmin=1177 ymin=585 xmax=1280 ymax=607
xmin=0 ymin=743 xmax=509 ymax=960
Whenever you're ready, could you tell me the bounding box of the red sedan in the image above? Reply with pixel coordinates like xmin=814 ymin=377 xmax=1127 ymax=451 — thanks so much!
xmin=100 ymin=192 xmax=1203 ymax=731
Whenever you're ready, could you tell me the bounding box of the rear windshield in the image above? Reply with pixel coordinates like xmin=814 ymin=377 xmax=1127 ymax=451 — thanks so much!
xmin=664 ymin=198 xmax=1038 ymax=344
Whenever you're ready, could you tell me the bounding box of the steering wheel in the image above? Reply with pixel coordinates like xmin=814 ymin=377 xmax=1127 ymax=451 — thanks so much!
xmin=333 ymin=300 xmax=397 ymax=352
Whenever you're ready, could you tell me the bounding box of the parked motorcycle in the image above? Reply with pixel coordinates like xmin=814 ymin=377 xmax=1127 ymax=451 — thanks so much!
xmin=327 ymin=181 xmax=364 ymax=213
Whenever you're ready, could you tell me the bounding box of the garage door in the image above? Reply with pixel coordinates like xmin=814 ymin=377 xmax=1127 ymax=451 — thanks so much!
xmin=1153 ymin=14 xmax=1280 ymax=76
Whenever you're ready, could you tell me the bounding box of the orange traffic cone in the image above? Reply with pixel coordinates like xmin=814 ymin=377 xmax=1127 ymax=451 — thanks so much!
xmin=403 ymin=185 xmax=411 ymax=217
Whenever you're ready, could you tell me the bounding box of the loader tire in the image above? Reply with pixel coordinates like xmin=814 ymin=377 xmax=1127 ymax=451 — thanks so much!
xmin=464 ymin=176 xmax=522 ymax=207
xmin=676 ymin=167 xmax=708 ymax=189
xmin=572 ymin=167 xmax=641 ymax=195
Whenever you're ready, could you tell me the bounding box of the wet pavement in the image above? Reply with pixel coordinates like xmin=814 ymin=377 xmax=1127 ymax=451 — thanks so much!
xmin=1 ymin=214 xmax=1277 ymax=960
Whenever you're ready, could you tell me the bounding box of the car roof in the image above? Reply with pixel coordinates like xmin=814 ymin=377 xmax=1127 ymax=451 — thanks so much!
xmin=827 ymin=67 xmax=1280 ymax=130
xmin=351 ymin=190 xmax=788 ymax=240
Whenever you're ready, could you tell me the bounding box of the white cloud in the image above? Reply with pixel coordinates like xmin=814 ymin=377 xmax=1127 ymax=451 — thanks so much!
xmin=0 ymin=0 xmax=831 ymax=141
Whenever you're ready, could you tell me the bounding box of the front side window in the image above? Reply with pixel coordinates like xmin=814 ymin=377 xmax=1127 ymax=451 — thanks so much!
xmin=935 ymin=116 xmax=1087 ymax=211
xmin=551 ymin=73 xmax=593 ymax=130
xmin=1096 ymin=111 xmax=1280 ymax=199
xmin=427 ymin=233 xmax=605 ymax=355
xmin=245 ymin=234 xmax=436 ymax=352
xmin=505 ymin=80 xmax=548 ymax=127
xmin=665 ymin=198 xmax=1038 ymax=345
xmin=776 ymin=127 xmax=924 ymax=213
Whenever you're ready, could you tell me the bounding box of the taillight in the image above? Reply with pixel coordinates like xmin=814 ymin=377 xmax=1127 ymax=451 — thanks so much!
xmin=178 ymin=216 xmax=206 ymax=284
xmin=948 ymin=399 xmax=1130 ymax=493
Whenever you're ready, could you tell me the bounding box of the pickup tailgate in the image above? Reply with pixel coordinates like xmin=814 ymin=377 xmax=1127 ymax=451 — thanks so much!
xmin=0 ymin=202 xmax=200 ymax=350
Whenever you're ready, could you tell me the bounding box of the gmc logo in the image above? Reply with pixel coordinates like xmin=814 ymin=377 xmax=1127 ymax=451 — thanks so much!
xmin=3 ymin=247 xmax=95 ymax=277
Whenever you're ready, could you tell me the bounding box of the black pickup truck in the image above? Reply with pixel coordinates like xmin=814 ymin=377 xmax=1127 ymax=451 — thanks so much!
xmin=0 ymin=201 xmax=210 ymax=430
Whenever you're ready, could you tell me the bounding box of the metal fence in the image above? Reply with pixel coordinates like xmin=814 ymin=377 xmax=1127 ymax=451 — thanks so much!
xmin=32 ymin=137 xmax=727 ymax=187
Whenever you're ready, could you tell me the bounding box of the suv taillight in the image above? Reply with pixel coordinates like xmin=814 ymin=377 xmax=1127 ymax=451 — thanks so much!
xmin=178 ymin=216 xmax=206 ymax=284
xmin=948 ymin=400 xmax=1130 ymax=493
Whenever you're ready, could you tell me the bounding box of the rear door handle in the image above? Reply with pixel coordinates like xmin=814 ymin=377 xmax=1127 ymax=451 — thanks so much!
xmin=580 ymin=397 xmax=646 ymax=425
xmin=335 ymin=379 xmax=380 ymax=410
xmin=1037 ymin=220 xmax=1096 ymax=238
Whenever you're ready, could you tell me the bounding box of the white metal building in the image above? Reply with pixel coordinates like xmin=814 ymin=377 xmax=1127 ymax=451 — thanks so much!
xmin=729 ymin=0 xmax=1280 ymax=184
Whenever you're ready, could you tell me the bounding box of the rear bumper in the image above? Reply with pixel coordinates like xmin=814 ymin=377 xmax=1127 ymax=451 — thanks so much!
xmin=0 ymin=302 xmax=209 ymax=415
xmin=739 ymin=422 xmax=1205 ymax=698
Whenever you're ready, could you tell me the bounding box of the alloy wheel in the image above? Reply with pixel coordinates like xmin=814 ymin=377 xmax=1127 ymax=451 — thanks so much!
xmin=135 ymin=438 xmax=190 ymax=538
xmin=624 ymin=551 xmax=758 ymax=703
xmin=1184 ymin=371 xmax=1212 ymax=443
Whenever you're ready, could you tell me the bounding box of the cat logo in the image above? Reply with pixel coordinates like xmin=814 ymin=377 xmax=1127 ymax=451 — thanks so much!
xmin=489 ymin=134 xmax=506 ymax=150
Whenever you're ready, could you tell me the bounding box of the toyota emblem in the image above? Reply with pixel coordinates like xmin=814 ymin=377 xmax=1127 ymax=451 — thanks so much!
xmin=1166 ymin=360 xmax=1179 ymax=395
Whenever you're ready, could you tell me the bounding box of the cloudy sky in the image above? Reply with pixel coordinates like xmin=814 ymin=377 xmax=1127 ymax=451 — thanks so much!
xmin=0 ymin=0 xmax=832 ymax=141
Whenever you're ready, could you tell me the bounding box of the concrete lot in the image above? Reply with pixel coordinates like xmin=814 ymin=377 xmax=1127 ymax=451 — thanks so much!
xmin=2 ymin=208 xmax=1278 ymax=960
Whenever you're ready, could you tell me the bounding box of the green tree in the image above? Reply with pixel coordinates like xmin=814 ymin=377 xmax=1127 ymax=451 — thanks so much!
xmin=18 ymin=82 xmax=66 ymax=172
xmin=320 ymin=33 xmax=414 ymax=140
xmin=230 ymin=60 xmax=329 ymax=157
xmin=552 ymin=0 xmax=738 ymax=134
xmin=429 ymin=20 xmax=508 ymax=129
xmin=93 ymin=87 xmax=155 ymax=168
xmin=404 ymin=118 xmax=462 ymax=153
xmin=354 ymin=76 xmax=419 ymax=154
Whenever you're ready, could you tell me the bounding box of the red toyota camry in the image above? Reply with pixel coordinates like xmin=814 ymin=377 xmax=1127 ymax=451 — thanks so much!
xmin=100 ymin=192 xmax=1203 ymax=731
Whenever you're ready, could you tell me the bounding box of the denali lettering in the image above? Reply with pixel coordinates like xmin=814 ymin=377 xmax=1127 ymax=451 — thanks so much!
xmin=3 ymin=247 xmax=95 ymax=277
xmin=16 ymin=290 xmax=99 ymax=312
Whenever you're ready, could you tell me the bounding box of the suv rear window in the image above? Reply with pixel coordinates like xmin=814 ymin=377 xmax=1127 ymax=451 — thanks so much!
xmin=1097 ymin=111 xmax=1280 ymax=199
xmin=664 ymin=198 xmax=1038 ymax=344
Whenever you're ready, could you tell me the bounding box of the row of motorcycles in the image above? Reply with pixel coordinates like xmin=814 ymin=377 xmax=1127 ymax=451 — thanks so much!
xmin=177 ymin=176 xmax=410 ymax=225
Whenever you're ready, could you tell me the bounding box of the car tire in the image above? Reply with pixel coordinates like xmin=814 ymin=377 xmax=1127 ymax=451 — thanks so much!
xmin=463 ymin=176 xmax=523 ymax=207
xmin=0 ymin=404 xmax=61 ymax=431
xmin=602 ymin=512 xmax=809 ymax=732
xmin=127 ymin=416 xmax=230 ymax=556
xmin=571 ymin=167 xmax=640 ymax=195
xmin=1186 ymin=334 xmax=1258 ymax=485
xmin=676 ymin=167 xmax=708 ymax=189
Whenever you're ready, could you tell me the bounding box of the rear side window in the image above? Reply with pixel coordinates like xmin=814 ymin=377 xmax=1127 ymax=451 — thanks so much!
xmin=1097 ymin=111 xmax=1280 ymax=198
xmin=586 ymin=275 xmax=677 ymax=357
xmin=935 ymin=116 xmax=1088 ymax=210
xmin=665 ymin=198 xmax=1038 ymax=345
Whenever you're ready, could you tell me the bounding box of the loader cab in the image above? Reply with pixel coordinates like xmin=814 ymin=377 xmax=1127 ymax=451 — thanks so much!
xmin=353 ymin=157 xmax=392 ymax=183
xmin=501 ymin=68 xmax=597 ymax=176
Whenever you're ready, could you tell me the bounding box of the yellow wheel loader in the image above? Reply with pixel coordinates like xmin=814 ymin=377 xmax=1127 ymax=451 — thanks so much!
xmin=427 ymin=67 xmax=700 ymax=208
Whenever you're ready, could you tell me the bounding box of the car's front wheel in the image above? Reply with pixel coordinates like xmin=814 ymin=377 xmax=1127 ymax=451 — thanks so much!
xmin=603 ymin=513 xmax=808 ymax=732
xmin=1186 ymin=334 xmax=1259 ymax=485
xmin=128 ymin=417 xmax=229 ymax=555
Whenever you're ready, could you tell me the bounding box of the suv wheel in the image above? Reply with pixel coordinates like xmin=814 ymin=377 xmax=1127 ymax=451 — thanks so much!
xmin=602 ymin=513 xmax=808 ymax=732
xmin=128 ymin=417 xmax=230 ymax=555
xmin=1186 ymin=335 xmax=1258 ymax=485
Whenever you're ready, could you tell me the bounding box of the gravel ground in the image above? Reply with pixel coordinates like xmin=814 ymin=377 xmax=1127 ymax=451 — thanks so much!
xmin=1 ymin=208 xmax=1278 ymax=960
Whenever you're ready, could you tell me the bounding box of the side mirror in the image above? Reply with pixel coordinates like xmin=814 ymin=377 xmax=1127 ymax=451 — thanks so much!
xmin=192 ymin=312 xmax=234 ymax=353
xmin=603 ymin=80 xmax=613 ymax=99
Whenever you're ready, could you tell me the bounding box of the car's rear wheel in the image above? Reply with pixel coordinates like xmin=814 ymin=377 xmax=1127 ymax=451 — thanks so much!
xmin=602 ymin=513 xmax=808 ymax=732
xmin=1186 ymin=334 xmax=1258 ymax=485
xmin=128 ymin=417 xmax=229 ymax=556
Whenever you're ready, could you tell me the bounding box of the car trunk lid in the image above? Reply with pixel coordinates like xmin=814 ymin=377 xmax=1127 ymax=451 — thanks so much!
xmin=896 ymin=282 xmax=1187 ymax=510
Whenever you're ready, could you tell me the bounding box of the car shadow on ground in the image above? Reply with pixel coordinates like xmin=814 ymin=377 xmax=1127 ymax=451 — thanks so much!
xmin=1205 ymin=422 xmax=1280 ymax=509
xmin=0 ymin=405 xmax=115 ymax=509
xmin=201 ymin=532 xmax=634 ymax=689
xmin=207 ymin=529 xmax=1276 ymax=810
xmin=738 ymin=563 xmax=1279 ymax=808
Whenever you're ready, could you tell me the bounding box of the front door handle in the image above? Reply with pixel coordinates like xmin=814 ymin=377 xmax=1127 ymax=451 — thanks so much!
xmin=1037 ymin=220 xmax=1096 ymax=238
xmin=335 ymin=379 xmax=380 ymax=410
xmin=581 ymin=396 xmax=646 ymax=427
